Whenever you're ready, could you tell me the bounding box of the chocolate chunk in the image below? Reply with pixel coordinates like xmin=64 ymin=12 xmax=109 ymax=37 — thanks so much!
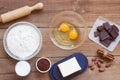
xmin=103 ymin=22 xmax=111 ymax=31
xmin=97 ymin=26 xmax=104 ymax=31
xmin=100 ymin=41 xmax=109 ymax=47
xmin=94 ymin=31 xmax=99 ymax=37
xmin=100 ymin=39 xmax=112 ymax=47
xmin=112 ymin=25 xmax=119 ymax=33
xmin=99 ymin=30 xmax=110 ymax=41
xmin=105 ymin=39 xmax=112 ymax=46
xmin=107 ymin=36 xmax=114 ymax=40
xmin=109 ymin=29 xmax=118 ymax=40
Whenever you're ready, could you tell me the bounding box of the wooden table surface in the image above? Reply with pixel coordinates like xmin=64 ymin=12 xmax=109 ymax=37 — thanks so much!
xmin=0 ymin=0 xmax=120 ymax=80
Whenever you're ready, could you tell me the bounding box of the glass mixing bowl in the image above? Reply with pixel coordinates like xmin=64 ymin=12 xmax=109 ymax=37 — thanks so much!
xmin=49 ymin=11 xmax=87 ymax=50
xmin=3 ymin=22 xmax=43 ymax=60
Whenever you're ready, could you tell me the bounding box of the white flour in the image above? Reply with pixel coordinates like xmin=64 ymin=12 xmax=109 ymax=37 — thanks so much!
xmin=6 ymin=24 xmax=40 ymax=58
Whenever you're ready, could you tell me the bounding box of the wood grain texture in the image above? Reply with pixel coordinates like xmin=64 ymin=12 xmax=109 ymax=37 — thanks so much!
xmin=0 ymin=57 xmax=120 ymax=80
xmin=0 ymin=0 xmax=120 ymax=28
xmin=0 ymin=0 xmax=120 ymax=80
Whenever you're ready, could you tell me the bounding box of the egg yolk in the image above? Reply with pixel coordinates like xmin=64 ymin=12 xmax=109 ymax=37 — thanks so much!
xmin=69 ymin=30 xmax=78 ymax=40
xmin=59 ymin=23 xmax=69 ymax=32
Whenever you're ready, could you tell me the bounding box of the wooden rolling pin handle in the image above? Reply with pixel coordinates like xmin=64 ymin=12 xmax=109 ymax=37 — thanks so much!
xmin=30 ymin=3 xmax=44 ymax=11
xmin=0 ymin=2 xmax=44 ymax=23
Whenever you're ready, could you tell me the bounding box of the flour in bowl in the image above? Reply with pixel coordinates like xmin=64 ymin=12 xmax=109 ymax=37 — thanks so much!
xmin=6 ymin=24 xmax=41 ymax=58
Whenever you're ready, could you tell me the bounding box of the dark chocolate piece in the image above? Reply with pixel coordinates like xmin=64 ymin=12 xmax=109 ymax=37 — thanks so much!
xmin=97 ymin=26 xmax=104 ymax=32
xmin=109 ymin=29 xmax=118 ymax=40
xmin=103 ymin=22 xmax=111 ymax=31
xmin=107 ymin=36 xmax=113 ymax=40
xmin=100 ymin=39 xmax=112 ymax=47
xmin=99 ymin=30 xmax=110 ymax=41
xmin=94 ymin=31 xmax=99 ymax=37
xmin=112 ymin=25 xmax=119 ymax=32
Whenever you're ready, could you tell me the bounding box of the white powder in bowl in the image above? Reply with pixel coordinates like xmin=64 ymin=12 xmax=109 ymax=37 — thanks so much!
xmin=15 ymin=61 xmax=31 ymax=77
xmin=5 ymin=22 xmax=41 ymax=59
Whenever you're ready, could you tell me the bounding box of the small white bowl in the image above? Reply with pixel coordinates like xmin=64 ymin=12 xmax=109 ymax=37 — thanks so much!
xmin=15 ymin=61 xmax=31 ymax=77
xmin=36 ymin=57 xmax=51 ymax=73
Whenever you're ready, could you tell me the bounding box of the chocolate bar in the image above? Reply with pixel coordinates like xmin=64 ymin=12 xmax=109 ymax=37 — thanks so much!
xmin=94 ymin=22 xmax=119 ymax=47
xmin=100 ymin=39 xmax=112 ymax=47
xmin=112 ymin=25 xmax=119 ymax=32
xmin=97 ymin=26 xmax=104 ymax=32
xmin=103 ymin=22 xmax=111 ymax=31
xmin=94 ymin=31 xmax=99 ymax=37
xmin=109 ymin=29 xmax=118 ymax=40
xmin=99 ymin=30 xmax=110 ymax=41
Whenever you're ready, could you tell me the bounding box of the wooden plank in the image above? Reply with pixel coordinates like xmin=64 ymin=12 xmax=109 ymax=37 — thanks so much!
xmin=0 ymin=57 xmax=120 ymax=80
xmin=0 ymin=72 xmax=52 ymax=80
xmin=0 ymin=0 xmax=120 ymax=28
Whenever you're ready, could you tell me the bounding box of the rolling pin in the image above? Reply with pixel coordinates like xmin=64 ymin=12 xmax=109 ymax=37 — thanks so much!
xmin=0 ymin=2 xmax=44 ymax=23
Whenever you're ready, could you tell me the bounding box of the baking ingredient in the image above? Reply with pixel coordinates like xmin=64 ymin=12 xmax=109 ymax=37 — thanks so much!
xmin=15 ymin=61 xmax=31 ymax=77
xmin=58 ymin=57 xmax=81 ymax=77
xmin=59 ymin=23 xmax=69 ymax=32
xmin=88 ymin=57 xmax=105 ymax=72
xmin=98 ymin=58 xmax=104 ymax=63
xmin=94 ymin=22 xmax=119 ymax=47
xmin=88 ymin=63 xmax=95 ymax=70
xmin=6 ymin=24 xmax=40 ymax=58
xmin=54 ymin=22 xmax=79 ymax=46
xmin=37 ymin=58 xmax=50 ymax=71
xmin=92 ymin=57 xmax=97 ymax=62
xmin=97 ymin=62 xmax=101 ymax=68
xmin=97 ymin=49 xmax=115 ymax=61
xmin=105 ymin=62 xmax=113 ymax=68
xmin=99 ymin=67 xmax=105 ymax=72
xmin=90 ymin=66 xmax=95 ymax=70
xmin=69 ymin=30 xmax=78 ymax=40
xmin=88 ymin=49 xmax=114 ymax=72
xmin=99 ymin=30 xmax=110 ymax=41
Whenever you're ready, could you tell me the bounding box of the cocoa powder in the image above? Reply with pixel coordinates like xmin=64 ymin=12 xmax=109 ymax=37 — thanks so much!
xmin=37 ymin=59 xmax=50 ymax=71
